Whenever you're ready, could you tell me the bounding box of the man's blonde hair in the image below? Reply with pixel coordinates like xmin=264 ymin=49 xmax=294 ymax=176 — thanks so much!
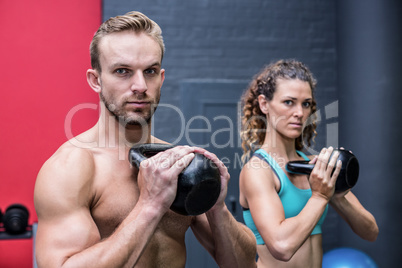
xmin=90 ymin=11 xmax=165 ymax=72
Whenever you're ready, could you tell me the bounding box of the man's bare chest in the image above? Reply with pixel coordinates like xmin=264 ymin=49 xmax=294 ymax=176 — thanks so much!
xmin=90 ymin=163 xmax=138 ymax=237
xmin=89 ymin=158 xmax=192 ymax=239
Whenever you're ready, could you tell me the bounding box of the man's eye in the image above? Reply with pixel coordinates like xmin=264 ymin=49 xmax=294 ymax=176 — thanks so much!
xmin=145 ymin=68 xmax=157 ymax=75
xmin=116 ymin=68 xmax=128 ymax=74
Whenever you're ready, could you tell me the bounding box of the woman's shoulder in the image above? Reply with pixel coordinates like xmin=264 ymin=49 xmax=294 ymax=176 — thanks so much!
xmin=297 ymin=150 xmax=315 ymax=160
xmin=239 ymin=155 xmax=281 ymax=207
xmin=243 ymin=154 xmax=270 ymax=170
xmin=240 ymin=155 xmax=277 ymax=184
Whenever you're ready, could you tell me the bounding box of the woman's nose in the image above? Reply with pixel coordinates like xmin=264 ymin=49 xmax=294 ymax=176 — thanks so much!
xmin=294 ymin=105 xmax=304 ymax=117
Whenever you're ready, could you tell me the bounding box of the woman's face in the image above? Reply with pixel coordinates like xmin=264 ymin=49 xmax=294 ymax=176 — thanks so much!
xmin=262 ymin=78 xmax=313 ymax=140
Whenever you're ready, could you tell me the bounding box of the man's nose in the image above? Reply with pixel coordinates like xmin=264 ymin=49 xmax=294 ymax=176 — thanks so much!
xmin=130 ymin=71 xmax=147 ymax=93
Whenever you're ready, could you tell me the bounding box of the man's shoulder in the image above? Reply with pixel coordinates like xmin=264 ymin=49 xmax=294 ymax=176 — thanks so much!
xmin=150 ymin=136 xmax=169 ymax=144
xmin=53 ymin=140 xmax=95 ymax=165
xmin=38 ymin=140 xmax=96 ymax=182
xmin=34 ymin=140 xmax=97 ymax=217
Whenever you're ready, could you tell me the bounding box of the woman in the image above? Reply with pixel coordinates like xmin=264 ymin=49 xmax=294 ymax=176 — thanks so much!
xmin=239 ymin=59 xmax=378 ymax=267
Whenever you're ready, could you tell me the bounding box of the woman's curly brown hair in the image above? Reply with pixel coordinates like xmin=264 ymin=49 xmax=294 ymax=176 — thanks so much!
xmin=241 ymin=59 xmax=318 ymax=162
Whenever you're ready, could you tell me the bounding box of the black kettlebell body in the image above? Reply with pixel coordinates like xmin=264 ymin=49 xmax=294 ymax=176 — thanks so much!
xmin=129 ymin=144 xmax=221 ymax=216
xmin=286 ymin=149 xmax=359 ymax=193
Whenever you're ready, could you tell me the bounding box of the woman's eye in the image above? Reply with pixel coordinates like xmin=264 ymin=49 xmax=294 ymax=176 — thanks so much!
xmin=284 ymin=100 xmax=293 ymax=105
xmin=303 ymin=102 xmax=312 ymax=108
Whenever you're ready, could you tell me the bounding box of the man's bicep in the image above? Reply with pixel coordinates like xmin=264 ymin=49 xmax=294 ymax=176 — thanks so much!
xmin=34 ymin=151 xmax=99 ymax=267
xmin=35 ymin=206 xmax=100 ymax=267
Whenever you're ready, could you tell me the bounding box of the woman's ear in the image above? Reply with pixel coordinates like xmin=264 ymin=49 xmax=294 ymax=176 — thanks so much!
xmin=86 ymin=69 xmax=101 ymax=93
xmin=258 ymin=94 xmax=269 ymax=114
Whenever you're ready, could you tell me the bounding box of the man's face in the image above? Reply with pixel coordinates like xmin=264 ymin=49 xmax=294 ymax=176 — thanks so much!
xmin=97 ymin=31 xmax=165 ymax=126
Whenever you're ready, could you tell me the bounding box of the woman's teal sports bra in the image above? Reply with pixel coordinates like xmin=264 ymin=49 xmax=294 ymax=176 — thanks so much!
xmin=243 ymin=149 xmax=328 ymax=245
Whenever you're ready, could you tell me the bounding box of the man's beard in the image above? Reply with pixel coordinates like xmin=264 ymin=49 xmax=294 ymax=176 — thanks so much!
xmin=100 ymin=91 xmax=160 ymax=126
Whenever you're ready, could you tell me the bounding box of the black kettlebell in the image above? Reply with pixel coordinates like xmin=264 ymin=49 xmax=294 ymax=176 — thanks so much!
xmin=286 ymin=149 xmax=359 ymax=193
xmin=129 ymin=144 xmax=221 ymax=216
xmin=3 ymin=204 xmax=30 ymax=235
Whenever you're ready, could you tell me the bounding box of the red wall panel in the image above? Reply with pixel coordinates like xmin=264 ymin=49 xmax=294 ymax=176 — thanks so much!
xmin=0 ymin=1 xmax=101 ymax=266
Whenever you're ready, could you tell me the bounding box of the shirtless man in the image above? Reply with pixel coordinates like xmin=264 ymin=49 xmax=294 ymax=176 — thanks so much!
xmin=34 ymin=11 xmax=257 ymax=268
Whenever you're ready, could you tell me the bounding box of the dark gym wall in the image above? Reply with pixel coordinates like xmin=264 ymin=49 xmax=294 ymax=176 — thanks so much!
xmin=337 ymin=0 xmax=402 ymax=266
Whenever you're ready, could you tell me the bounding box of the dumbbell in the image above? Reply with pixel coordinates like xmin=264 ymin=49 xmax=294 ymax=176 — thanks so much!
xmin=129 ymin=144 xmax=221 ymax=216
xmin=1 ymin=204 xmax=30 ymax=235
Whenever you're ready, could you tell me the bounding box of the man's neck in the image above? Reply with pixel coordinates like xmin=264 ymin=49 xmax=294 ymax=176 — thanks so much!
xmin=97 ymin=107 xmax=152 ymax=148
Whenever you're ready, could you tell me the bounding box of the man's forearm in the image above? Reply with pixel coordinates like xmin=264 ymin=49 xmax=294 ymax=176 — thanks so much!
xmin=61 ymin=204 xmax=164 ymax=268
xmin=205 ymin=204 xmax=257 ymax=268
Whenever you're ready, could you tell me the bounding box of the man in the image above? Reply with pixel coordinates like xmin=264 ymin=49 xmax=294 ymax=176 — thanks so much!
xmin=34 ymin=11 xmax=257 ymax=268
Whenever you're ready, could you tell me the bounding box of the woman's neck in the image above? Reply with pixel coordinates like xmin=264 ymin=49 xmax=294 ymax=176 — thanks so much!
xmin=261 ymin=134 xmax=300 ymax=161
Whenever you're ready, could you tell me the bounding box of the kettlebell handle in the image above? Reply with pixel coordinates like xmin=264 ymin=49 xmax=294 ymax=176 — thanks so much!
xmin=129 ymin=143 xmax=173 ymax=168
xmin=285 ymin=160 xmax=314 ymax=174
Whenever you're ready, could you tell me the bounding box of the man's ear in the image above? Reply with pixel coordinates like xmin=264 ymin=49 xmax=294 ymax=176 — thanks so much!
xmin=258 ymin=94 xmax=269 ymax=114
xmin=160 ymin=68 xmax=165 ymax=85
xmin=86 ymin=69 xmax=101 ymax=93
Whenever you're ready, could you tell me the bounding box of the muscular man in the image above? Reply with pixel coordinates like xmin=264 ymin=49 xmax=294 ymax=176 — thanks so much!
xmin=34 ymin=11 xmax=256 ymax=268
